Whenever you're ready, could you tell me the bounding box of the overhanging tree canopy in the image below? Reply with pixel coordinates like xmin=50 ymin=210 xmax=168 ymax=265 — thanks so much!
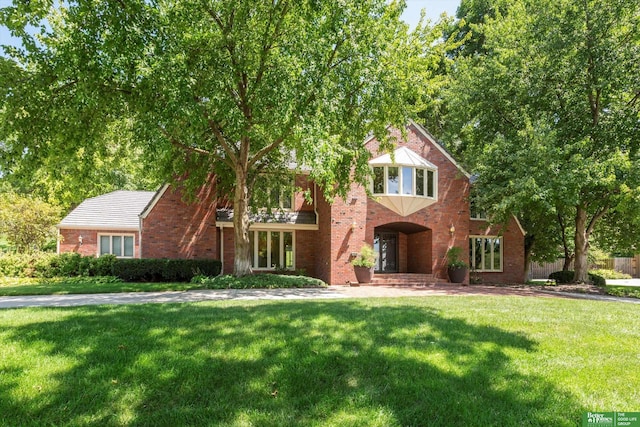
xmin=447 ymin=0 xmax=640 ymax=282
xmin=0 ymin=0 xmax=436 ymax=275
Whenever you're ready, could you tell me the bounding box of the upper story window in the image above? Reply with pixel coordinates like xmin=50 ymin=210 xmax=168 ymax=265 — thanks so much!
xmin=368 ymin=146 xmax=438 ymax=217
xmin=470 ymin=198 xmax=488 ymax=220
xmin=372 ymin=165 xmax=435 ymax=198
xmin=253 ymin=177 xmax=294 ymax=210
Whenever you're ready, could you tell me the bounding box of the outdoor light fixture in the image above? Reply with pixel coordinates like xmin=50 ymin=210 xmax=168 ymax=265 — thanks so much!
xmin=78 ymin=235 xmax=83 ymax=246
xmin=352 ymin=220 xmax=357 ymax=231
xmin=449 ymin=225 xmax=455 ymax=236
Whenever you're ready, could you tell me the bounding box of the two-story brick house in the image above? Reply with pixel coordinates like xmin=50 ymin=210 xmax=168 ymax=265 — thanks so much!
xmin=58 ymin=121 xmax=525 ymax=284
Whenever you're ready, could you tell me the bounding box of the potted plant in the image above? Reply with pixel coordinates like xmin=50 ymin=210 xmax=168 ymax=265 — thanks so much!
xmin=446 ymin=246 xmax=468 ymax=284
xmin=351 ymin=244 xmax=377 ymax=284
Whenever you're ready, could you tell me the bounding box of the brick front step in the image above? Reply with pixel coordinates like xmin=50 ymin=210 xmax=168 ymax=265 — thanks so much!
xmin=369 ymin=273 xmax=443 ymax=286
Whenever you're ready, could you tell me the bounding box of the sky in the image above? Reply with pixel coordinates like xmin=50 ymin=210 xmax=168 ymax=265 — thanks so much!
xmin=0 ymin=0 xmax=461 ymax=49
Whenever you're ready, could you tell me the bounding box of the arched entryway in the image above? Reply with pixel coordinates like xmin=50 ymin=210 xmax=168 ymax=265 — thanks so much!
xmin=373 ymin=222 xmax=432 ymax=274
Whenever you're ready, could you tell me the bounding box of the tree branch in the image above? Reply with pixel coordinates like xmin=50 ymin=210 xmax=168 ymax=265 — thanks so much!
xmin=158 ymin=125 xmax=211 ymax=157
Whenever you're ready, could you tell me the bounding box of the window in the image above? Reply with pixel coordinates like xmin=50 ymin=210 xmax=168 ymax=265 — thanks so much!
xmin=469 ymin=236 xmax=502 ymax=272
xmin=99 ymin=234 xmax=134 ymax=258
xmin=270 ymin=187 xmax=293 ymax=209
xmin=372 ymin=165 xmax=436 ymax=199
xmin=249 ymin=230 xmax=294 ymax=269
xmin=470 ymin=198 xmax=487 ymax=220
xmin=251 ymin=175 xmax=295 ymax=210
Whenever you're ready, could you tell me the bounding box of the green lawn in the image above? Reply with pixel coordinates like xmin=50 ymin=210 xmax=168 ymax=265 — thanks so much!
xmin=0 ymin=277 xmax=205 ymax=296
xmin=0 ymin=297 xmax=638 ymax=426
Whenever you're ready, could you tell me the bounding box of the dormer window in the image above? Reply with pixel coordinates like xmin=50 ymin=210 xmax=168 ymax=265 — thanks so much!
xmin=369 ymin=147 xmax=438 ymax=216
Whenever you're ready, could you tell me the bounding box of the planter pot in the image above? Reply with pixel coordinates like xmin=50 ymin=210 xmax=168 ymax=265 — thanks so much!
xmin=447 ymin=266 xmax=468 ymax=284
xmin=354 ymin=266 xmax=375 ymax=284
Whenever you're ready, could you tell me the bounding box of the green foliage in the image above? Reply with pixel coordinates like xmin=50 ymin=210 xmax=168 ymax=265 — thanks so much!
xmin=548 ymin=270 xmax=606 ymax=287
xmin=447 ymin=0 xmax=640 ymax=282
xmin=112 ymin=259 xmax=221 ymax=282
xmin=588 ymin=269 xmax=631 ymax=280
xmin=351 ymin=244 xmax=377 ymax=268
xmin=0 ymin=253 xmax=219 ymax=282
xmin=191 ymin=273 xmax=326 ymax=289
xmin=0 ymin=193 xmax=61 ymax=253
xmin=606 ymin=287 xmax=640 ymax=299
xmin=0 ymin=0 xmax=438 ymax=275
xmin=0 ymin=252 xmax=57 ymax=277
xmin=446 ymin=246 xmax=468 ymax=269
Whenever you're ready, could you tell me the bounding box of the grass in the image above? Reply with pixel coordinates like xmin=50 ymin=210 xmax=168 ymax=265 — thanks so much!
xmin=0 ymin=276 xmax=205 ymax=296
xmin=1 ymin=296 xmax=638 ymax=426
xmin=0 ymin=274 xmax=326 ymax=296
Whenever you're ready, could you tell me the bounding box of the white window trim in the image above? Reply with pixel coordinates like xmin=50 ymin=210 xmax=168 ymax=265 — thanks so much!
xmin=469 ymin=235 xmax=503 ymax=272
xmin=371 ymin=165 xmax=438 ymax=200
xmin=470 ymin=212 xmax=488 ymax=221
xmin=250 ymin=230 xmax=295 ymax=270
xmin=97 ymin=233 xmax=136 ymax=258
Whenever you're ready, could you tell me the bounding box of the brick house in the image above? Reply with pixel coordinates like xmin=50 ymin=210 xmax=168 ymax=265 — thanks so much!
xmin=58 ymin=121 xmax=526 ymax=284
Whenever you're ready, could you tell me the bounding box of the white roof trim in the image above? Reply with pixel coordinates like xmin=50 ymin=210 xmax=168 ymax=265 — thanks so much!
xmin=408 ymin=119 xmax=471 ymax=178
xmin=512 ymin=214 xmax=526 ymax=236
xmin=216 ymin=221 xmax=319 ymax=231
xmin=139 ymin=184 xmax=170 ymax=219
xmin=58 ymin=225 xmax=140 ymax=231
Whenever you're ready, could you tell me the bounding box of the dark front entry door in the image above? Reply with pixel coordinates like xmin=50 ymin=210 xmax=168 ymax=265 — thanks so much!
xmin=374 ymin=232 xmax=398 ymax=273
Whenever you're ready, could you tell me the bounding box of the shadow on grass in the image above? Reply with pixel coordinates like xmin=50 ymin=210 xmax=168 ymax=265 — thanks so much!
xmin=1 ymin=301 xmax=582 ymax=426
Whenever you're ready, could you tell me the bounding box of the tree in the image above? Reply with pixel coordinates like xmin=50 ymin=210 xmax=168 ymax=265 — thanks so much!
xmin=0 ymin=0 xmax=431 ymax=276
xmin=447 ymin=0 xmax=640 ymax=282
xmin=0 ymin=192 xmax=61 ymax=253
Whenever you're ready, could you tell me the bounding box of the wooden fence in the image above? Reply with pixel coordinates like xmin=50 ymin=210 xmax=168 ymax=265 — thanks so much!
xmin=528 ymin=256 xmax=639 ymax=279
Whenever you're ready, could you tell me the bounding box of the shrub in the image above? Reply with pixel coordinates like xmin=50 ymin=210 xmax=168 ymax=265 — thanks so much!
xmin=112 ymin=258 xmax=221 ymax=282
xmin=0 ymin=252 xmax=58 ymax=277
xmin=0 ymin=252 xmax=220 ymax=282
xmin=606 ymin=287 xmax=640 ymax=299
xmin=548 ymin=270 xmax=606 ymax=287
xmin=588 ymin=269 xmax=632 ymax=280
xmin=191 ymin=274 xmax=326 ymax=289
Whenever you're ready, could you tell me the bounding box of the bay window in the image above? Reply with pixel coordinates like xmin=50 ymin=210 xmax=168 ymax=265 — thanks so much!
xmin=372 ymin=165 xmax=436 ymax=199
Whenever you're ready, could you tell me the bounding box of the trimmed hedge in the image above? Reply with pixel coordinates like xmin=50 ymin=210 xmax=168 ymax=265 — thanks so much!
xmin=113 ymin=259 xmax=221 ymax=282
xmin=192 ymin=274 xmax=326 ymax=289
xmin=0 ymin=253 xmax=221 ymax=282
xmin=548 ymin=270 xmax=606 ymax=287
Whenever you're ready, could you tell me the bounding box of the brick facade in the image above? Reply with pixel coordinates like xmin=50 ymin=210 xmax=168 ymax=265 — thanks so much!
xmin=58 ymin=228 xmax=141 ymax=258
xmin=58 ymin=122 xmax=525 ymax=284
xmin=140 ymin=182 xmax=218 ymax=259
xmin=469 ymin=216 xmax=526 ymax=283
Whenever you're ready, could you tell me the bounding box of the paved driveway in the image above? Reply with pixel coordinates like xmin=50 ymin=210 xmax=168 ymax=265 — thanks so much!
xmin=1 ymin=284 xmax=638 ymax=309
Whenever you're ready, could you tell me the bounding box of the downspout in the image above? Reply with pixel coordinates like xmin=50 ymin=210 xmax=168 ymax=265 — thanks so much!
xmin=314 ymin=182 xmax=318 ymax=226
xmin=219 ymin=225 xmax=224 ymax=276
xmin=138 ymin=216 xmax=143 ymax=258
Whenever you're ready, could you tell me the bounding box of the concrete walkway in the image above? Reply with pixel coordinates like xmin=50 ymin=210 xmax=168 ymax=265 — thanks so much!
xmin=1 ymin=284 xmax=638 ymax=309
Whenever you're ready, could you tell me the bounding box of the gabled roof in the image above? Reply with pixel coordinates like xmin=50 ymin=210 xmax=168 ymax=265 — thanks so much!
xmin=58 ymin=190 xmax=156 ymax=230
xmin=408 ymin=119 xmax=471 ymax=178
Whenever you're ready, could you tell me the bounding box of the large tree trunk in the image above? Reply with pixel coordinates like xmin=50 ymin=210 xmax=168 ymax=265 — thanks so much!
xmin=573 ymin=206 xmax=589 ymax=283
xmin=523 ymin=234 xmax=535 ymax=279
xmin=233 ymin=164 xmax=253 ymax=277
